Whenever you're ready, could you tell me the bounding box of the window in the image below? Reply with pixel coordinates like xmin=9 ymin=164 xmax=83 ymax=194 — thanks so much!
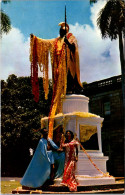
xmin=104 ymin=102 xmax=111 ymax=116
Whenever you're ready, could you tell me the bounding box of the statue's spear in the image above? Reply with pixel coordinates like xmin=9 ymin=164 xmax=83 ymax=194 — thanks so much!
xmin=65 ymin=5 xmax=67 ymax=33
xmin=65 ymin=5 xmax=67 ymax=69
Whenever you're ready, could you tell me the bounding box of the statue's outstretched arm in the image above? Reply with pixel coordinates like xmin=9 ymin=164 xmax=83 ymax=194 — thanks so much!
xmin=30 ymin=34 xmax=55 ymax=100
xmin=30 ymin=33 xmax=55 ymax=45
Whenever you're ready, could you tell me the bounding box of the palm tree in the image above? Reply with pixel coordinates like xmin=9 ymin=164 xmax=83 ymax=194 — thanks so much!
xmin=97 ymin=0 xmax=125 ymax=123
xmin=90 ymin=0 xmax=97 ymax=4
xmin=1 ymin=11 xmax=11 ymax=35
xmin=1 ymin=0 xmax=11 ymax=36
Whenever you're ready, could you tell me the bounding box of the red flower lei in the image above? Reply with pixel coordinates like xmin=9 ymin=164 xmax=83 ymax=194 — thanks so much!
xmin=31 ymin=37 xmax=39 ymax=102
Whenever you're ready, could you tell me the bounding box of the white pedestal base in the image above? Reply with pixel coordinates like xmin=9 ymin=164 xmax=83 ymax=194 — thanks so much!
xmin=76 ymin=152 xmax=108 ymax=175
xmin=76 ymin=176 xmax=116 ymax=186
xmin=54 ymin=176 xmax=115 ymax=186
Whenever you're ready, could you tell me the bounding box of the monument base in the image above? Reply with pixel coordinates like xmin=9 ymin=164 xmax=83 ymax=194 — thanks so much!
xmin=54 ymin=175 xmax=116 ymax=186
xmin=41 ymin=94 xmax=116 ymax=186
xmin=76 ymin=151 xmax=108 ymax=175
xmin=12 ymin=180 xmax=124 ymax=194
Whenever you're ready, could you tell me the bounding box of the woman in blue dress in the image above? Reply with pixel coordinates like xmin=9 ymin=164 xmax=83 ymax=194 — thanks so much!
xmin=20 ymin=127 xmax=65 ymax=188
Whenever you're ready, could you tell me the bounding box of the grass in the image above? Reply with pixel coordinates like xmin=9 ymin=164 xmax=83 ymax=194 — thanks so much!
xmin=116 ymin=179 xmax=124 ymax=183
xmin=1 ymin=180 xmax=21 ymax=194
xmin=1 ymin=178 xmax=124 ymax=194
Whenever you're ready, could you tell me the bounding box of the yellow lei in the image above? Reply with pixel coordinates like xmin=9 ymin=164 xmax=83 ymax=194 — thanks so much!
xmin=30 ymin=33 xmax=82 ymax=139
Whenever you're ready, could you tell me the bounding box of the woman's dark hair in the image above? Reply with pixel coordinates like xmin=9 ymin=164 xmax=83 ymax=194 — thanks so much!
xmin=40 ymin=127 xmax=47 ymax=134
xmin=54 ymin=125 xmax=63 ymax=133
xmin=58 ymin=125 xmax=63 ymax=133
xmin=65 ymin=130 xmax=74 ymax=140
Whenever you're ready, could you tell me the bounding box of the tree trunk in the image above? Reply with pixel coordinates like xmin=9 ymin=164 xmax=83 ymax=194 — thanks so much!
xmin=118 ymin=31 xmax=125 ymax=128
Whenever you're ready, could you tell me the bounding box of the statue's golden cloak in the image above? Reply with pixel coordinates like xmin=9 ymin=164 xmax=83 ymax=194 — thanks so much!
xmin=30 ymin=33 xmax=82 ymax=138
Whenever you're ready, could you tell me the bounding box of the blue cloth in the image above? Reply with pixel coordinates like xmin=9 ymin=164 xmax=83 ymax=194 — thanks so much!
xmin=48 ymin=138 xmax=65 ymax=178
xmin=20 ymin=138 xmax=51 ymax=188
xmin=53 ymin=151 xmax=65 ymax=178
xmin=20 ymin=138 xmax=65 ymax=188
xmin=48 ymin=138 xmax=59 ymax=150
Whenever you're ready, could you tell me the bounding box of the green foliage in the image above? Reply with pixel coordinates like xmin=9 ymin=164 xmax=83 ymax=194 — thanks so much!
xmin=2 ymin=0 xmax=11 ymax=4
xmin=1 ymin=11 xmax=11 ymax=35
xmin=97 ymin=0 xmax=125 ymax=40
xmin=1 ymin=74 xmax=52 ymax=176
xmin=82 ymin=81 xmax=88 ymax=87
xmin=1 ymin=181 xmax=21 ymax=194
xmin=1 ymin=0 xmax=11 ymax=36
xmin=90 ymin=0 xmax=97 ymax=4
xmin=97 ymin=0 xmax=125 ymax=128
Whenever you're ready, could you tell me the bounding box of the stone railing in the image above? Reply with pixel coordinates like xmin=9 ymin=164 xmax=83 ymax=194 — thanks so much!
xmin=83 ymin=75 xmax=122 ymax=95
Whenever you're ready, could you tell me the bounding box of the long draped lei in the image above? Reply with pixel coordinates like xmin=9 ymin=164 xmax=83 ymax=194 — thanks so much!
xmin=30 ymin=33 xmax=82 ymax=139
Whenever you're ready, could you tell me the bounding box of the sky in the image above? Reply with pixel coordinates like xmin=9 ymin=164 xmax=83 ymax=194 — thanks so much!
xmin=1 ymin=0 xmax=121 ymax=83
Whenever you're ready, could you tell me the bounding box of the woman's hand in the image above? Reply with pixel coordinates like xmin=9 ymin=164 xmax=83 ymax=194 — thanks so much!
xmin=57 ymin=148 xmax=63 ymax=152
xmin=75 ymin=156 xmax=78 ymax=162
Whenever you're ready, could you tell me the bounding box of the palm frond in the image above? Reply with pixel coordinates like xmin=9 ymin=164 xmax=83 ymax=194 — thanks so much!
xmin=1 ymin=10 xmax=11 ymax=35
xmin=2 ymin=0 xmax=11 ymax=4
xmin=90 ymin=0 xmax=97 ymax=4
xmin=97 ymin=0 xmax=125 ymax=40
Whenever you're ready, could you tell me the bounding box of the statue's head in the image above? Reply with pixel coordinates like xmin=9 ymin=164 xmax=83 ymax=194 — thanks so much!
xmin=58 ymin=22 xmax=69 ymax=37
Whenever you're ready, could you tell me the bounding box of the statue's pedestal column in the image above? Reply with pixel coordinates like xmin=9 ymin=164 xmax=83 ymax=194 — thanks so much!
xmin=62 ymin=94 xmax=89 ymax=113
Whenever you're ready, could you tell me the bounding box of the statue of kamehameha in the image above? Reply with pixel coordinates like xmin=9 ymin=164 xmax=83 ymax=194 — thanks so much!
xmin=30 ymin=6 xmax=83 ymax=139
xmin=21 ymin=7 xmax=82 ymax=190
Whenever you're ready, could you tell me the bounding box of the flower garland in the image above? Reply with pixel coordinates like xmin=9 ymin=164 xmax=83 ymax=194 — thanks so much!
xmin=75 ymin=137 xmax=112 ymax=178
xmin=41 ymin=111 xmax=101 ymax=136
xmin=30 ymin=190 xmax=42 ymax=194
xmin=48 ymin=38 xmax=67 ymax=139
xmin=30 ymin=35 xmax=53 ymax=101
xmin=30 ymin=36 xmax=39 ymax=102
xmin=30 ymin=33 xmax=82 ymax=139
xmin=48 ymin=33 xmax=82 ymax=138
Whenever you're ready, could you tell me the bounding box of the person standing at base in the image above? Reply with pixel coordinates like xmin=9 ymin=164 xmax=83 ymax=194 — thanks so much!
xmin=61 ymin=130 xmax=79 ymax=192
xmin=20 ymin=128 xmax=56 ymax=188
xmin=52 ymin=125 xmax=65 ymax=178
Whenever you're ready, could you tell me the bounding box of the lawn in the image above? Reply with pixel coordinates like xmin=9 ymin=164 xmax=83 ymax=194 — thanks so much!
xmin=1 ymin=178 xmax=124 ymax=194
xmin=1 ymin=180 xmax=21 ymax=194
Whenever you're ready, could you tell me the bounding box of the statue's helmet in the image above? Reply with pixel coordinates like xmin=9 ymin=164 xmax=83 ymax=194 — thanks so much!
xmin=58 ymin=22 xmax=69 ymax=33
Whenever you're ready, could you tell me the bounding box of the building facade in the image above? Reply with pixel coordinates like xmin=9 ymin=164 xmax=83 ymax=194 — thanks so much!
xmin=83 ymin=75 xmax=124 ymax=177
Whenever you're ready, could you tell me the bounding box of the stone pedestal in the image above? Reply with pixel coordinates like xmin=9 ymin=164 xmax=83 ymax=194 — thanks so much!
xmin=76 ymin=152 xmax=108 ymax=175
xmin=63 ymin=95 xmax=89 ymax=113
xmin=41 ymin=94 xmax=115 ymax=185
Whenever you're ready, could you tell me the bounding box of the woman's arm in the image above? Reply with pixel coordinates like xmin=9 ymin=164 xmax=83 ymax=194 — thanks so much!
xmin=75 ymin=145 xmax=78 ymax=162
